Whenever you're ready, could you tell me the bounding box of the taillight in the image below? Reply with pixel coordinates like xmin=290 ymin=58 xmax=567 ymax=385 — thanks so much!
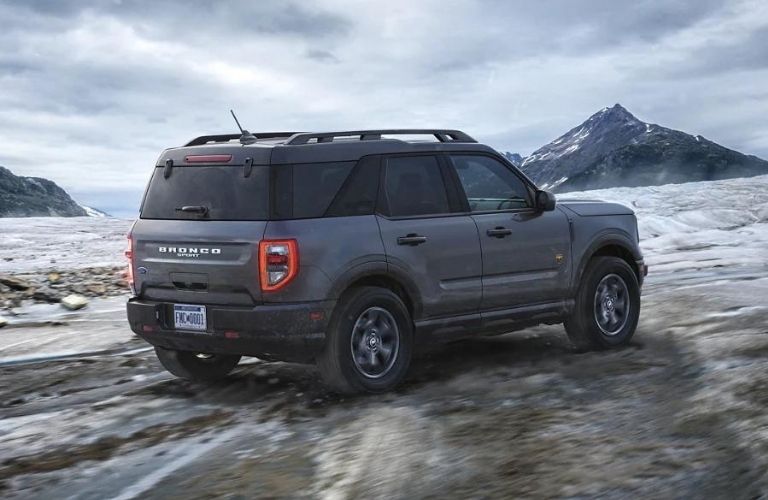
xmin=259 ymin=239 xmax=298 ymax=292
xmin=125 ymin=234 xmax=135 ymax=294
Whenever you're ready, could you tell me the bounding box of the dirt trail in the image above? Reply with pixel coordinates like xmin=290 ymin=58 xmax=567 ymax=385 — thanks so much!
xmin=1 ymin=268 xmax=767 ymax=499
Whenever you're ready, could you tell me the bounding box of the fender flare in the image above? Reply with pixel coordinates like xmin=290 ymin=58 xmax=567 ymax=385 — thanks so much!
xmin=327 ymin=260 xmax=424 ymax=319
xmin=572 ymin=230 xmax=642 ymax=293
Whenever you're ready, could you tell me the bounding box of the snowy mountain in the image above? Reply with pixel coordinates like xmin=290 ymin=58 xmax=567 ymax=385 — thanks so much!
xmin=519 ymin=104 xmax=768 ymax=192
xmin=0 ymin=165 xmax=87 ymax=217
xmin=503 ymin=152 xmax=524 ymax=167
xmin=78 ymin=204 xmax=111 ymax=218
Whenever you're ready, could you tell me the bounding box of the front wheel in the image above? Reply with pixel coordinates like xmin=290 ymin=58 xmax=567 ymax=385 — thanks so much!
xmin=565 ymin=256 xmax=641 ymax=350
xmin=317 ymin=287 xmax=413 ymax=394
xmin=155 ymin=347 xmax=241 ymax=381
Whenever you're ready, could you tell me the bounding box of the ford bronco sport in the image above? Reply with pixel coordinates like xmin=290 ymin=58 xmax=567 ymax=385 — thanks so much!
xmin=126 ymin=128 xmax=646 ymax=393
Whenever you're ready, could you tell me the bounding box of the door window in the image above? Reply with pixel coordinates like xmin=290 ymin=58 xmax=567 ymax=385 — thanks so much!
xmin=383 ymin=156 xmax=451 ymax=217
xmin=449 ymin=155 xmax=531 ymax=211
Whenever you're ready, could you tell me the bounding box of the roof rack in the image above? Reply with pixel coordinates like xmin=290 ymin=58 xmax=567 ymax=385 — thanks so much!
xmin=284 ymin=129 xmax=476 ymax=145
xmin=184 ymin=132 xmax=300 ymax=147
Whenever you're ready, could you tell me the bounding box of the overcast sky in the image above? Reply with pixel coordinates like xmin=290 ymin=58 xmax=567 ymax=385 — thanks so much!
xmin=1 ymin=0 xmax=767 ymax=217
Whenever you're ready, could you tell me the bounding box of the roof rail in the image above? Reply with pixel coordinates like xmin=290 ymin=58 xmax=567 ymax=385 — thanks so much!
xmin=284 ymin=129 xmax=476 ymax=145
xmin=184 ymin=132 xmax=301 ymax=147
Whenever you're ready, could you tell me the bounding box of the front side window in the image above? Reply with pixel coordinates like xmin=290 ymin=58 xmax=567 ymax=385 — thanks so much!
xmin=449 ymin=155 xmax=531 ymax=211
xmin=383 ymin=155 xmax=450 ymax=217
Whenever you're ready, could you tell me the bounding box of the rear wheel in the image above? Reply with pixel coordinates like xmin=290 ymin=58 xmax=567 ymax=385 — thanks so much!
xmin=318 ymin=287 xmax=413 ymax=394
xmin=155 ymin=347 xmax=241 ymax=381
xmin=565 ymin=256 xmax=640 ymax=350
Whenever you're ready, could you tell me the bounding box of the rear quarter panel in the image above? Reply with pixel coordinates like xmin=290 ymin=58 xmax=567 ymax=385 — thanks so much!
xmin=262 ymin=215 xmax=386 ymax=302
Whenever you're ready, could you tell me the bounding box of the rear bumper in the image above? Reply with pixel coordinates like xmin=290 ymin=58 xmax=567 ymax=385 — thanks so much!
xmin=126 ymin=298 xmax=335 ymax=362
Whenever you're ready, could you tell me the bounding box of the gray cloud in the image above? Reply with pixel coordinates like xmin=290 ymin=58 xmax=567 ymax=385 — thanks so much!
xmin=0 ymin=0 xmax=766 ymax=215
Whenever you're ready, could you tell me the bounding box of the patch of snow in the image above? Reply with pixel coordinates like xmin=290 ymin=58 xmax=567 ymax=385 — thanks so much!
xmin=78 ymin=204 xmax=111 ymax=217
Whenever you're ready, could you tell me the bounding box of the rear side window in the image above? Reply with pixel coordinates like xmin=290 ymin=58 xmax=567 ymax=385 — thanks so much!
xmin=140 ymin=165 xmax=269 ymax=220
xmin=383 ymin=156 xmax=450 ymax=217
xmin=292 ymin=162 xmax=354 ymax=218
xmin=325 ymin=156 xmax=380 ymax=217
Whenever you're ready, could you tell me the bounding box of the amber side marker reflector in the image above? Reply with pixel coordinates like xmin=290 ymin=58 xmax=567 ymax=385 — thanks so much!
xmin=184 ymin=154 xmax=233 ymax=163
xmin=224 ymin=331 xmax=240 ymax=339
xmin=309 ymin=311 xmax=324 ymax=321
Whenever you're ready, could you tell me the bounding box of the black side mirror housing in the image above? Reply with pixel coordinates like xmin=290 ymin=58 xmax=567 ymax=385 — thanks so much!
xmin=535 ymin=190 xmax=556 ymax=211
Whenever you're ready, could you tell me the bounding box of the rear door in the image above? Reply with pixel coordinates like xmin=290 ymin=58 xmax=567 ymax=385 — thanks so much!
xmin=376 ymin=154 xmax=482 ymax=319
xmin=133 ymin=163 xmax=270 ymax=305
xmin=446 ymin=153 xmax=571 ymax=310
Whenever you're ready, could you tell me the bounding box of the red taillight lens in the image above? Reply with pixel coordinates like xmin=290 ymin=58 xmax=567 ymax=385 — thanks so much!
xmin=259 ymin=239 xmax=298 ymax=292
xmin=125 ymin=235 xmax=135 ymax=292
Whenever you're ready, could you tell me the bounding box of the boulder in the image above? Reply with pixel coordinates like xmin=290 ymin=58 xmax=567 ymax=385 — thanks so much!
xmin=61 ymin=294 xmax=89 ymax=311
xmin=0 ymin=275 xmax=31 ymax=291
xmin=0 ymin=315 xmax=7 ymax=328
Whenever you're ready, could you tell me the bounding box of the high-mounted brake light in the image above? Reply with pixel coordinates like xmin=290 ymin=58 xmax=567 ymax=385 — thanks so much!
xmin=125 ymin=234 xmax=135 ymax=294
xmin=259 ymin=239 xmax=299 ymax=292
xmin=184 ymin=154 xmax=233 ymax=163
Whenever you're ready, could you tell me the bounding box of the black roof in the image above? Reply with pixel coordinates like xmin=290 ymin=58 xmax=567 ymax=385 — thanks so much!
xmin=157 ymin=129 xmax=496 ymax=166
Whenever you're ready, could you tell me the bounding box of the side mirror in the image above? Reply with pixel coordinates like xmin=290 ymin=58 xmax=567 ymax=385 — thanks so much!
xmin=535 ymin=190 xmax=556 ymax=211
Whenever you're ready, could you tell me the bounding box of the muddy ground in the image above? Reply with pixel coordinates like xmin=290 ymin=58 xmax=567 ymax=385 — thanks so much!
xmin=0 ymin=264 xmax=766 ymax=499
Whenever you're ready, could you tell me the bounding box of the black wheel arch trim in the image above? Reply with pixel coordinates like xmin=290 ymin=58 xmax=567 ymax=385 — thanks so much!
xmin=573 ymin=231 xmax=643 ymax=293
xmin=328 ymin=261 xmax=424 ymax=319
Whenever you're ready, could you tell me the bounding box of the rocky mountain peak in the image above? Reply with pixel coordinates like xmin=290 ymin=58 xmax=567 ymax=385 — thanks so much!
xmin=519 ymin=105 xmax=768 ymax=192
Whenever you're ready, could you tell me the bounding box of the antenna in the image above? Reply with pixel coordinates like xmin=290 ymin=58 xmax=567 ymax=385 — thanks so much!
xmin=229 ymin=109 xmax=257 ymax=145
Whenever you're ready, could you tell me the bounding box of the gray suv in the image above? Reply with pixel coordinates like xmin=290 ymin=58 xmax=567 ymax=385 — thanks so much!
xmin=126 ymin=129 xmax=646 ymax=393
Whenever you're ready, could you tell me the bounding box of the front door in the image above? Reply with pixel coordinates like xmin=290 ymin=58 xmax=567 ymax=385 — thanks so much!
xmin=447 ymin=153 xmax=571 ymax=310
xmin=377 ymin=154 xmax=482 ymax=319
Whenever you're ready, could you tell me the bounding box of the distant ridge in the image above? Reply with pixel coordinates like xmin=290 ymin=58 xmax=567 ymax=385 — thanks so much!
xmin=516 ymin=104 xmax=768 ymax=192
xmin=0 ymin=165 xmax=88 ymax=217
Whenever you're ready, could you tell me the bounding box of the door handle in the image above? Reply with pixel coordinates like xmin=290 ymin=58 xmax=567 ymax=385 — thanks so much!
xmin=486 ymin=227 xmax=512 ymax=238
xmin=397 ymin=234 xmax=428 ymax=246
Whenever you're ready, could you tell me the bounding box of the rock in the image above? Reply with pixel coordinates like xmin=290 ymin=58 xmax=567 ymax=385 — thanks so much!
xmin=0 ymin=315 xmax=7 ymax=328
xmin=33 ymin=289 xmax=61 ymax=303
xmin=61 ymin=294 xmax=89 ymax=310
xmin=47 ymin=272 xmax=62 ymax=284
xmin=86 ymin=283 xmax=107 ymax=295
xmin=0 ymin=275 xmax=32 ymax=291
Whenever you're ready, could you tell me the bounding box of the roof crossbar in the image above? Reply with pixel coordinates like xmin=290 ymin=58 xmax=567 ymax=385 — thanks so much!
xmin=184 ymin=132 xmax=301 ymax=147
xmin=284 ymin=129 xmax=476 ymax=145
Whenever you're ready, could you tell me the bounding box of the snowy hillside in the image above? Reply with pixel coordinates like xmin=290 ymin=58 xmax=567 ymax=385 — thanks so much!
xmin=560 ymin=174 xmax=768 ymax=275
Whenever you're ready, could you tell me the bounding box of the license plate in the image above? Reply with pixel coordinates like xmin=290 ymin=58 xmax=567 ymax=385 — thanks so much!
xmin=173 ymin=304 xmax=207 ymax=331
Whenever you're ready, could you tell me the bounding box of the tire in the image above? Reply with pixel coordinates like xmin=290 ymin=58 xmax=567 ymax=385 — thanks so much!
xmin=317 ymin=286 xmax=413 ymax=394
xmin=154 ymin=347 xmax=241 ymax=381
xmin=565 ymin=256 xmax=641 ymax=351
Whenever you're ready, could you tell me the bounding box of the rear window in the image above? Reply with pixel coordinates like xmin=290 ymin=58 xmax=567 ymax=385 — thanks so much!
xmin=140 ymin=165 xmax=270 ymax=220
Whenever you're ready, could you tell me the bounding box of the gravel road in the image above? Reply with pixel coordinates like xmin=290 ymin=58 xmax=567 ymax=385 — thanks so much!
xmin=1 ymin=265 xmax=766 ymax=499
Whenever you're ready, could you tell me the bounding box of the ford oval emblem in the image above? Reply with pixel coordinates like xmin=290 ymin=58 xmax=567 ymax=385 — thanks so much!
xmin=137 ymin=266 xmax=148 ymax=275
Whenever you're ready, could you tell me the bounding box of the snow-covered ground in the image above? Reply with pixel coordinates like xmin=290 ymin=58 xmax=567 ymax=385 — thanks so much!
xmin=561 ymin=174 xmax=768 ymax=276
xmin=0 ymin=216 xmax=132 ymax=273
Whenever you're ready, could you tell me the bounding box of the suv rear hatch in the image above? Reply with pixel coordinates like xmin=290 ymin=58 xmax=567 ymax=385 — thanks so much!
xmin=132 ymin=159 xmax=270 ymax=305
